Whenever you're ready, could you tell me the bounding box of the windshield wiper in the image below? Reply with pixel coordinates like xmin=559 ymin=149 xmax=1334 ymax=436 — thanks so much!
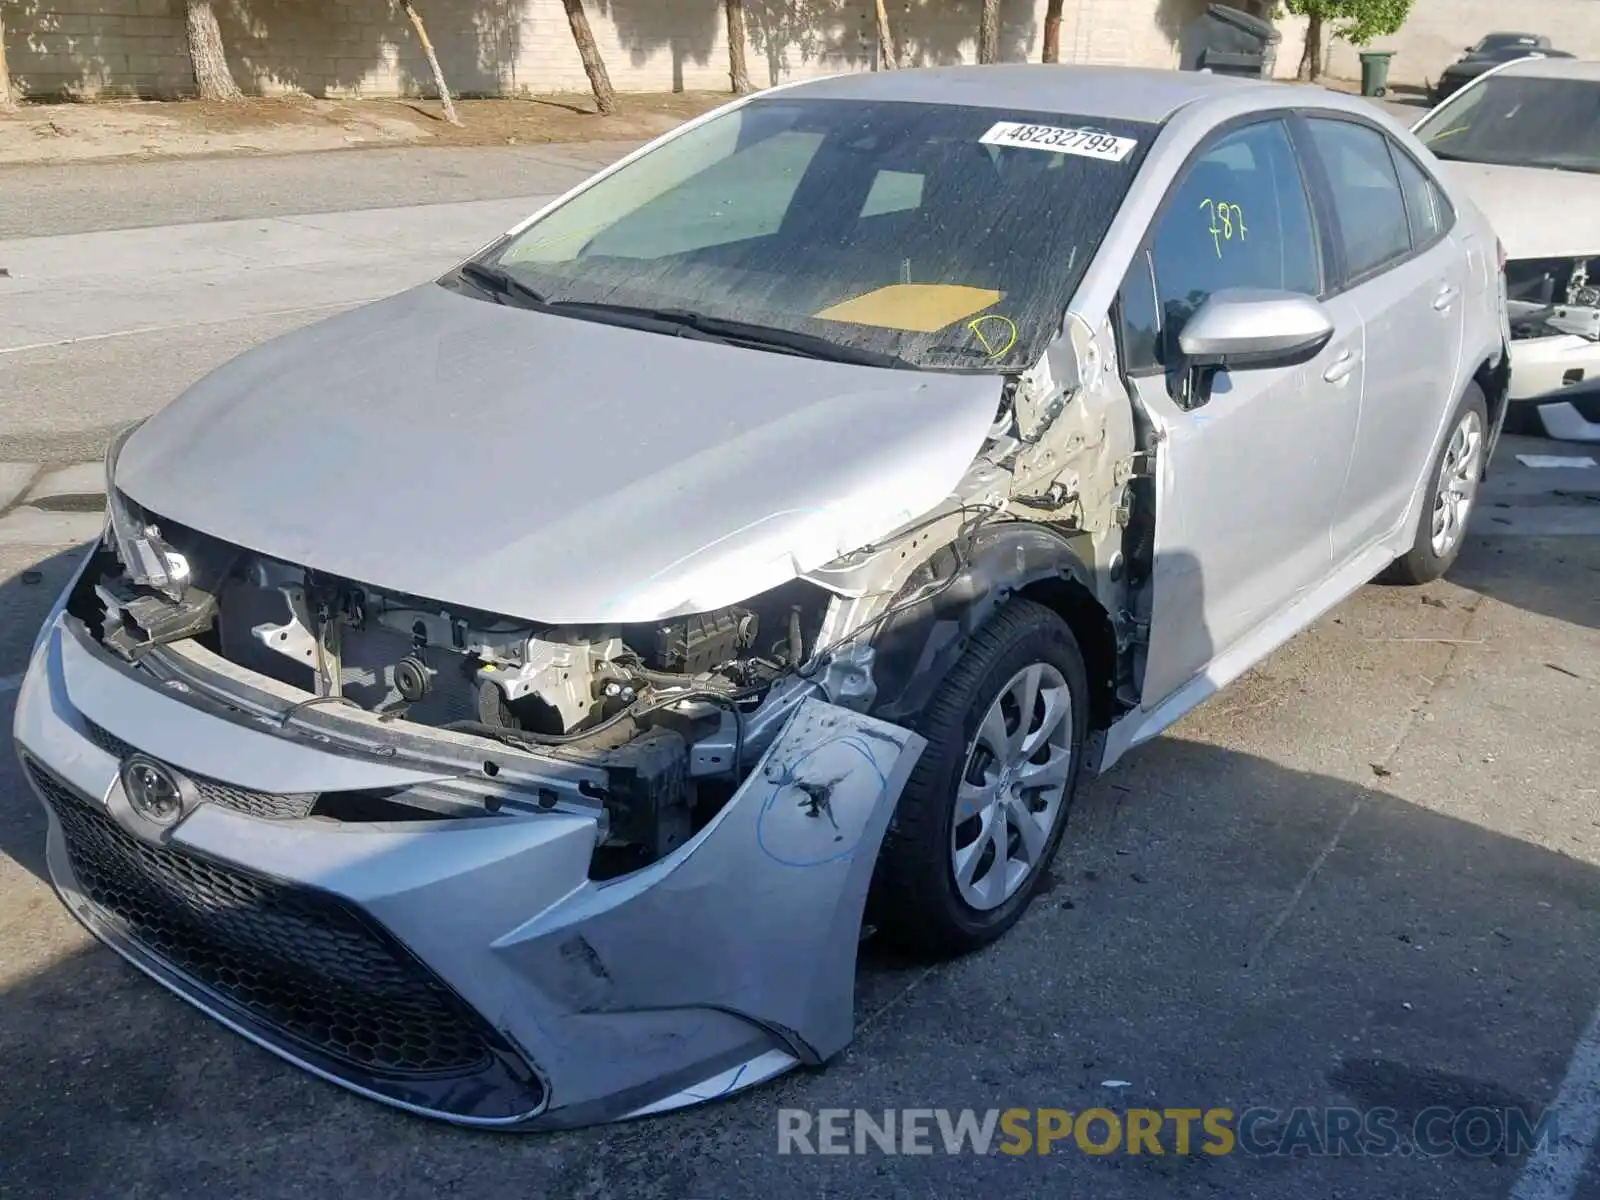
xmin=1428 ymin=148 xmax=1598 ymax=172
xmin=455 ymin=261 xmax=550 ymax=308
xmin=658 ymin=309 xmax=916 ymax=369
xmin=546 ymin=301 xmax=917 ymax=370
xmin=450 ymin=282 xmax=928 ymax=370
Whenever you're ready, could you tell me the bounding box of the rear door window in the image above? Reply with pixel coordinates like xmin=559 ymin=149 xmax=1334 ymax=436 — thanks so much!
xmin=1303 ymin=118 xmax=1412 ymax=282
xmin=1389 ymin=146 xmax=1452 ymax=250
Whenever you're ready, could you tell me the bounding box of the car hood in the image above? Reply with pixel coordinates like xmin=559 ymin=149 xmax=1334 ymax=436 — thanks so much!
xmin=115 ymin=285 xmax=1004 ymax=625
xmin=1435 ymin=161 xmax=1600 ymax=260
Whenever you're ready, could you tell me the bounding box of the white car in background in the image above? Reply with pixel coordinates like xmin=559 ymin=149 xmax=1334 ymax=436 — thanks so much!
xmin=1413 ymin=55 xmax=1600 ymax=441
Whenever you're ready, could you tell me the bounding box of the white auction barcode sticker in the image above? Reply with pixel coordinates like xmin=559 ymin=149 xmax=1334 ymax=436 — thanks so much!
xmin=979 ymin=121 xmax=1138 ymax=162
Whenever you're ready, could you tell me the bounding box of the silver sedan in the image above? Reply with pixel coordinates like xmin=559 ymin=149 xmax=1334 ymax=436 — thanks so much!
xmin=13 ymin=63 xmax=1508 ymax=1129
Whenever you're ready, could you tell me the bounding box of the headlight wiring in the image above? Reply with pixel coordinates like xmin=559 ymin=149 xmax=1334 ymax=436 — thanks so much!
xmin=793 ymin=502 xmax=1003 ymax=681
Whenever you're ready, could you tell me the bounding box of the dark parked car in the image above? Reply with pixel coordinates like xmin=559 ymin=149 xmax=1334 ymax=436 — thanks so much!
xmin=1432 ymin=33 xmax=1571 ymax=102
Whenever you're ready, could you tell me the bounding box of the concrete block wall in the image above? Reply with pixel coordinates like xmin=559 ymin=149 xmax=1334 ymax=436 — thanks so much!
xmin=7 ymin=0 xmax=194 ymax=99
xmin=2 ymin=0 xmax=1304 ymax=102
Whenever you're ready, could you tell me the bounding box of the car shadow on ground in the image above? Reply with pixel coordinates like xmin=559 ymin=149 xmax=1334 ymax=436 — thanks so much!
xmin=0 ymin=542 xmax=92 ymax=883
xmin=1447 ymin=533 xmax=1600 ymax=632
xmin=1 ymin=734 xmax=1595 ymax=1200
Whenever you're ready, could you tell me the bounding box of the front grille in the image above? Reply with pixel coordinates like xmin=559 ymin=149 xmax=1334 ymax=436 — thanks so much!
xmin=193 ymin=778 xmax=315 ymax=821
xmin=27 ymin=758 xmax=544 ymax=1118
xmin=82 ymin=718 xmax=136 ymax=759
xmin=81 ymin=718 xmax=315 ymax=821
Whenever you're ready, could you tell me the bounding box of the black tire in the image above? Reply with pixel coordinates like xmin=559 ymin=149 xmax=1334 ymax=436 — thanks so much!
xmin=872 ymin=598 xmax=1088 ymax=958
xmin=1380 ymin=382 xmax=1490 ymax=586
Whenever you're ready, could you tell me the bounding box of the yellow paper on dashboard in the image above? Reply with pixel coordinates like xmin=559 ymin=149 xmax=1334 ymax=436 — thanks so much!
xmin=813 ymin=284 xmax=1002 ymax=333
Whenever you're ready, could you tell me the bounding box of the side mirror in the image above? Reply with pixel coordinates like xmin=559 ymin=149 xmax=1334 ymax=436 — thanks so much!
xmin=1176 ymin=289 xmax=1335 ymax=406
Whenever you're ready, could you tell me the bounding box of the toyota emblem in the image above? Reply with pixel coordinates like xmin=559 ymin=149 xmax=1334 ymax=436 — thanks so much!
xmin=121 ymin=756 xmax=186 ymax=826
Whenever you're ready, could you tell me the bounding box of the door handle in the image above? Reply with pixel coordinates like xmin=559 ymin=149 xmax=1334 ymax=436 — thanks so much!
xmin=1323 ymin=349 xmax=1360 ymax=383
xmin=1433 ymin=285 xmax=1459 ymax=311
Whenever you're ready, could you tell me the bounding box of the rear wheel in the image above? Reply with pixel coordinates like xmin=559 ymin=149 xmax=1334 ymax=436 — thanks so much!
xmin=1381 ymin=383 xmax=1488 ymax=585
xmin=872 ymin=599 xmax=1087 ymax=958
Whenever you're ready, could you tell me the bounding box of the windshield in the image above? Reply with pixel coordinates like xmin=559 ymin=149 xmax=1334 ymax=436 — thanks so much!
xmin=470 ymin=98 xmax=1154 ymax=371
xmin=1416 ymin=74 xmax=1600 ymax=173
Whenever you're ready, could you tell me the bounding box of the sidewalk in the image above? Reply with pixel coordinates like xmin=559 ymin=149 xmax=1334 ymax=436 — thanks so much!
xmin=0 ymin=91 xmax=723 ymax=167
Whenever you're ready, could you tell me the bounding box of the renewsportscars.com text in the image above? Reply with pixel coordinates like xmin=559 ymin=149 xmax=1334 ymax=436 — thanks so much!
xmin=777 ymin=1106 xmax=1559 ymax=1158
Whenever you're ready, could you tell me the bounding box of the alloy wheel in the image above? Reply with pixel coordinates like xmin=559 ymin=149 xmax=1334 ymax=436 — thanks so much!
xmin=950 ymin=662 xmax=1074 ymax=911
xmin=1430 ymin=407 xmax=1484 ymax=558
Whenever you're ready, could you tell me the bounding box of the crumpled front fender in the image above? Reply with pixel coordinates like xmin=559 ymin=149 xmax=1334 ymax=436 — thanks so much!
xmin=495 ymin=699 xmax=926 ymax=1126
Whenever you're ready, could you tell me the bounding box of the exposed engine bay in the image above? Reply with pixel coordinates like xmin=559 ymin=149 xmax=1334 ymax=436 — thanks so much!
xmin=1506 ymin=254 xmax=1600 ymax=343
xmin=82 ymin=493 xmax=880 ymax=875
xmin=93 ymin=514 xmax=837 ymax=734
xmin=206 ymin=562 xmax=808 ymax=737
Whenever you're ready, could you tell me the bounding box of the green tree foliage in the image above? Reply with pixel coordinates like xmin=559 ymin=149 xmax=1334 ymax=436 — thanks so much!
xmin=1282 ymin=0 xmax=1414 ymax=43
xmin=1281 ymin=0 xmax=1414 ymax=80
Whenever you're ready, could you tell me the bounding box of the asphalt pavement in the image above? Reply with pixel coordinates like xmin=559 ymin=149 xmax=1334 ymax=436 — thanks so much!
xmin=1 ymin=127 xmax=1598 ymax=1200
xmin=0 ymin=141 xmax=637 ymax=239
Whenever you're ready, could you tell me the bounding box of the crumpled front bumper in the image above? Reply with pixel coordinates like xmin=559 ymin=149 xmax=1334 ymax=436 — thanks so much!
xmin=12 ymin=554 xmax=925 ymax=1129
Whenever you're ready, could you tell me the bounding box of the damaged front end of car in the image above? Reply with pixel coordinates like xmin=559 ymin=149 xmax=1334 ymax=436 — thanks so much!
xmin=1505 ymin=253 xmax=1600 ymax=411
xmin=14 ymin=442 xmax=943 ymax=1128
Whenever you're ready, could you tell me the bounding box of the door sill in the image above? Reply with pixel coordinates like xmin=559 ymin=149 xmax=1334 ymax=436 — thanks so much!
xmin=1097 ymin=542 xmax=1398 ymax=774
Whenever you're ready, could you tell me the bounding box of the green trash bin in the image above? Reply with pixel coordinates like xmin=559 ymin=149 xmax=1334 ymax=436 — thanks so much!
xmin=1359 ymin=50 xmax=1395 ymax=97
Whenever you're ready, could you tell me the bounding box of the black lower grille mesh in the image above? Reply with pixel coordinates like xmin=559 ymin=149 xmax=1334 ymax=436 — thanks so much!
xmin=28 ymin=760 xmax=496 ymax=1080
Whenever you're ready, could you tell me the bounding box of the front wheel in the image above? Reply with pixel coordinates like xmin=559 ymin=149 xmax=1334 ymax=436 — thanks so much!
xmin=1381 ymin=383 xmax=1489 ymax=585
xmin=871 ymin=598 xmax=1088 ymax=958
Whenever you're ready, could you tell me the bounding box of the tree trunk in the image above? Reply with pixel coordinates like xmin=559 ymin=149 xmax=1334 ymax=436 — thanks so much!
xmin=399 ymin=0 xmax=459 ymax=125
xmin=978 ymin=0 xmax=1001 ymax=64
xmin=1042 ymin=0 xmax=1063 ymax=63
xmin=0 ymin=4 xmax=15 ymax=111
xmin=874 ymin=0 xmax=899 ymax=70
xmin=184 ymin=0 xmax=242 ymax=101
xmin=1298 ymin=12 xmax=1323 ymax=82
xmin=563 ymin=0 xmax=616 ymax=115
xmin=725 ymin=0 xmax=752 ymax=92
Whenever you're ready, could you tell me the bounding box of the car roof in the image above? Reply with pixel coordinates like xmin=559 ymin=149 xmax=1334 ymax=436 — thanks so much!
xmin=774 ymin=64 xmax=1295 ymax=125
xmin=1497 ymin=56 xmax=1600 ymax=81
